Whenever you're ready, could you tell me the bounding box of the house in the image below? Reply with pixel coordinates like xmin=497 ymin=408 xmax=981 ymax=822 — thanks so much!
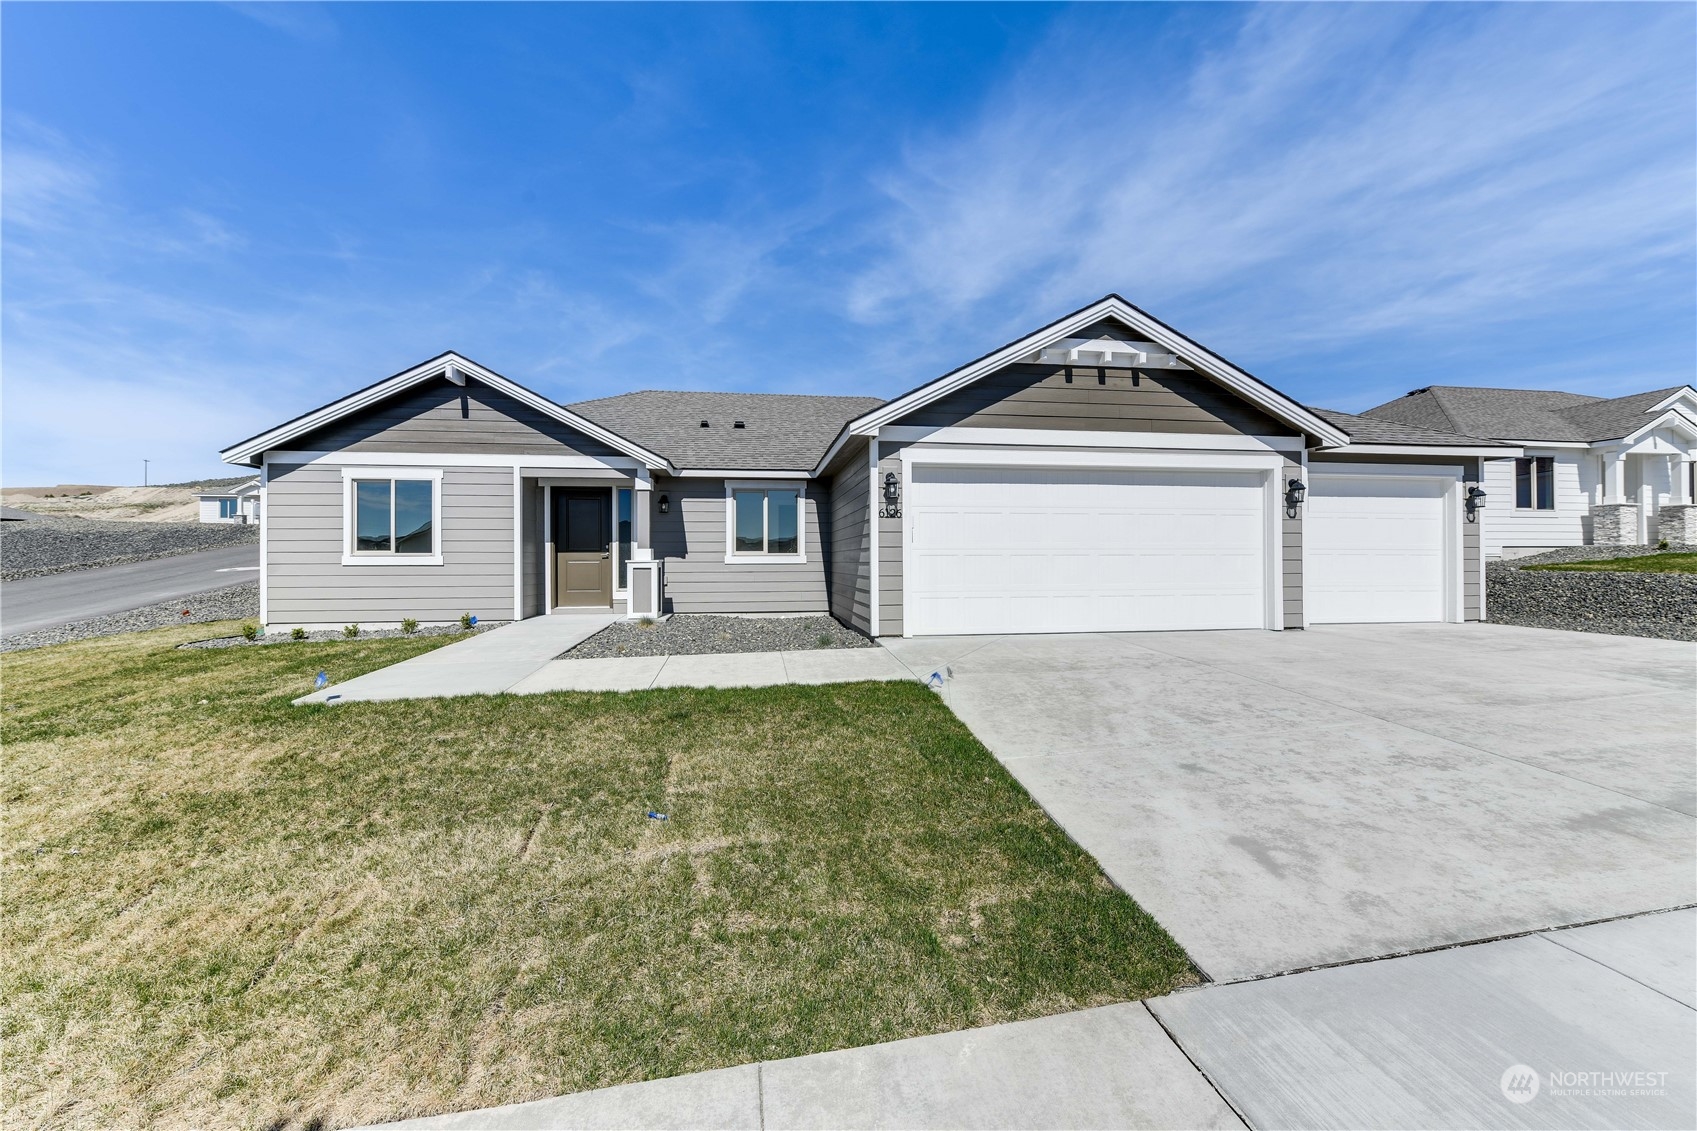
xmin=197 ymin=478 xmax=262 ymax=525
xmin=219 ymin=295 xmax=1517 ymax=636
xmin=1363 ymin=385 xmax=1697 ymax=557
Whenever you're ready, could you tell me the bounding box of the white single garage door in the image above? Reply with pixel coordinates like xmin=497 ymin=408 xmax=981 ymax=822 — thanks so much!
xmin=1305 ymin=473 xmax=1449 ymax=624
xmin=906 ymin=464 xmax=1268 ymax=636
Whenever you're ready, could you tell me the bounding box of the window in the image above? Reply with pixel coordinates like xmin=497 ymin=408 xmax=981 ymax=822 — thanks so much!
xmin=1514 ymin=457 xmax=1555 ymax=510
xmin=342 ymin=469 xmax=442 ymax=564
xmin=726 ymin=483 xmax=803 ymax=560
xmin=617 ymin=488 xmax=632 ymax=584
xmin=218 ymin=498 xmax=240 ymax=519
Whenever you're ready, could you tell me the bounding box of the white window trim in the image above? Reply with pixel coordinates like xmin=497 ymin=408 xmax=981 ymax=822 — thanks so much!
xmin=341 ymin=467 xmax=445 ymax=566
xmin=723 ymin=479 xmax=807 ymax=563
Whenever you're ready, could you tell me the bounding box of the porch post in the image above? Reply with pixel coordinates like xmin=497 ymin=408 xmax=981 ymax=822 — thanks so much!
xmin=631 ymin=469 xmax=653 ymax=559
xmin=1603 ymin=450 xmax=1627 ymax=503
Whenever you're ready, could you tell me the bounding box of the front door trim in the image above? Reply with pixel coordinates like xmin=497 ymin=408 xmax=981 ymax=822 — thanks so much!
xmin=548 ymin=486 xmax=614 ymax=610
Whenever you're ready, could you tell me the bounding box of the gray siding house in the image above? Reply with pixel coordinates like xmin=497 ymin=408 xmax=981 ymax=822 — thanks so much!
xmin=221 ymin=295 xmax=1516 ymax=636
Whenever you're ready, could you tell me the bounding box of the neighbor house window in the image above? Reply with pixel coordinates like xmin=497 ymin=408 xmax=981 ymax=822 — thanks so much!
xmin=726 ymin=483 xmax=802 ymax=559
xmin=218 ymin=498 xmax=240 ymax=519
xmin=342 ymin=469 xmax=443 ymax=564
xmin=1514 ymin=457 xmax=1555 ymax=510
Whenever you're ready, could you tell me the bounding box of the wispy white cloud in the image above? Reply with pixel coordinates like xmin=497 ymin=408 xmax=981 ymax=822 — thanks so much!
xmin=223 ymin=2 xmax=338 ymax=43
xmin=844 ymin=4 xmax=1696 ymax=382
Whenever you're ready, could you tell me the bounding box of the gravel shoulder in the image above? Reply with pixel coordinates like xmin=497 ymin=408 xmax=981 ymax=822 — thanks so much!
xmin=0 ymin=516 xmax=258 ymax=581
xmin=1488 ymin=544 xmax=1697 ymax=642
xmin=1 ymin=584 xmax=260 ymax=653
xmin=567 ymin=614 xmax=872 ymax=658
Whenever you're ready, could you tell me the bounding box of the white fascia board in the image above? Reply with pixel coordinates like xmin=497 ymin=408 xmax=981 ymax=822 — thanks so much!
xmin=835 ymin=296 xmax=1351 ymax=451
xmin=1325 ymin=443 xmax=1522 ymax=458
xmin=1648 ymin=386 xmax=1697 ymax=414
xmin=221 ymin=353 xmax=673 ymax=472
xmin=899 ymin=444 xmax=1285 ymax=472
xmin=1619 ymin=406 xmax=1697 ymax=446
xmin=265 ymin=450 xmax=641 ymax=470
xmin=670 ymin=468 xmax=816 ymax=479
xmin=878 ymin=424 xmax=1305 ymax=452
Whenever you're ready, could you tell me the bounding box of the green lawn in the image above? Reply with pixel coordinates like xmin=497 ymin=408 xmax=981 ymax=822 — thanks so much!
xmin=1520 ymin=552 xmax=1697 ymax=573
xmin=1 ymin=624 xmax=1194 ymax=1130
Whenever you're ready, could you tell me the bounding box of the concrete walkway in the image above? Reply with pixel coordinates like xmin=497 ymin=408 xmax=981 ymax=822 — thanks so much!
xmin=365 ymin=909 xmax=1694 ymax=1130
xmin=296 ymin=615 xmax=914 ymax=704
xmin=295 ymin=613 xmax=618 ymax=704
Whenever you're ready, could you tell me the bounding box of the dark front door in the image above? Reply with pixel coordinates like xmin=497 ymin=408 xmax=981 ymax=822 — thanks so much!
xmin=554 ymin=489 xmax=612 ymax=608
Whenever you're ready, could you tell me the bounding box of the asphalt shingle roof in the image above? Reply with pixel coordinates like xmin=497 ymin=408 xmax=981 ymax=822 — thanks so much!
xmin=567 ymin=390 xmax=885 ymax=472
xmin=1362 ymin=385 xmax=1685 ymax=442
xmin=1306 ymin=407 xmax=1508 ymax=447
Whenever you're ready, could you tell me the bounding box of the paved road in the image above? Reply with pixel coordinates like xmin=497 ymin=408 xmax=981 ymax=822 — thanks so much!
xmin=1 ymin=544 xmax=260 ymax=636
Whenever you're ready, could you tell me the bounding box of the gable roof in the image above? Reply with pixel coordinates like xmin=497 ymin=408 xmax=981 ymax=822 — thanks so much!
xmin=1363 ymin=384 xmax=1694 ymax=443
xmin=569 ymin=390 xmax=884 ymax=472
xmin=196 ymin=478 xmax=261 ymax=499
xmin=1306 ymin=407 xmax=1511 ymax=448
xmin=220 ymin=352 xmax=671 ymax=469
xmin=814 ymin=294 xmax=1351 ymax=472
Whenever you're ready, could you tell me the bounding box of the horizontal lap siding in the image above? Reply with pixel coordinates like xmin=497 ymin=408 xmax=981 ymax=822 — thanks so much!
xmin=827 ymin=444 xmax=872 ymax=633
xmin=266 ymin=463 xmax=514 ymax=625
xmin=899 ymin=363 xmax=1297 ymax=436
xmin=653 ymin=479 xmax=829 ymax=614
xmin=292 ymin=380 xmax=621 ymax=457
xmin=1283 ymin=452 xmax=1303 ymax=628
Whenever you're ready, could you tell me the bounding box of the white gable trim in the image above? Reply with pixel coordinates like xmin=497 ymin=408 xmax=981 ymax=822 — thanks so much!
xmin=1647 ymin=386 xmax=1697 ymax=414
xmin=813 ymin=295 xmax=1349 ymax=475
xmin=1615 ymin=405 xmax=1697 ymax=447
xmin=221 ymin=353 xmax=672 ymax=471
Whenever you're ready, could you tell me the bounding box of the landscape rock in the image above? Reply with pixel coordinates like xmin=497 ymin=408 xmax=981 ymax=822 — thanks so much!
xmin=567 ymin=613 xmax=873 ymax=658
xmin=0 ymin=516 xmax=258 ymax=581
xmin=0 ymin=583 xmax=260 ymax=652
xmin=1488 ymin=546 xmax=1697 ymax=642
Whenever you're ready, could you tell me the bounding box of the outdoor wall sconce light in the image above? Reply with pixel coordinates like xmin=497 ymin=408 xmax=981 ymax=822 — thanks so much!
xmin=1465 ymin=485 xmax=1487 ymax=523
xmin=657 ymin=494 xmax=670 ymax=515
xmin=1283 ymin=478 xmax=1307 ymax=519
xmin=880 ymin=471 xmax=902 ymax=518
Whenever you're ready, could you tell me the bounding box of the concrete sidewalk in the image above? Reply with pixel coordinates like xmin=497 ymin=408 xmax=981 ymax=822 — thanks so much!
xmin=296 ymin=615 xmax=915 ymax=704
xmin=362 ymin=909 xmax=1693 ymax=1130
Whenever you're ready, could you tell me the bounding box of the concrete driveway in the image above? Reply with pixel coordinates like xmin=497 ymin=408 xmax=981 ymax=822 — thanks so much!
xmin=882 ymin=623 xmax=1696 ymax=982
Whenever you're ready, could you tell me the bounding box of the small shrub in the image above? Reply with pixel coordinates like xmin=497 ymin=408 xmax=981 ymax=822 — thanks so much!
xmin=1658 ymin=538 xmax=1670 ymax=550
xmin=343 ymin=624 xmax=360 ymax=638
xmin=291 ymin=627 xmax=308 ymax=641
xmin=816 ymin=632 xmax=833 ymax=648
xmin=241 ymin=622 xmax=260 ymax=641
xmin=460 ymin=612 xmax=477 ymax=630
xmin=637 ymin=616 xmax=657 ymax=629
xmin=401 ymin=617 xmax=419 ymax=634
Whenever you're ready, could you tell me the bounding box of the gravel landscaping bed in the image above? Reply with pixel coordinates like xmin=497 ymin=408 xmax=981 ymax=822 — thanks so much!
xmin=566 ymin=614 xmax=873 ymax=658
xmin=181 ymin=623 xmax=495 ymax=649
xmin=0 ymin=516 xmax=258 ymax=581
xmin=0 ymin=584 xmax=260 ymax=653
xmin=1489 ymin=548 xmax=1697 ymax=642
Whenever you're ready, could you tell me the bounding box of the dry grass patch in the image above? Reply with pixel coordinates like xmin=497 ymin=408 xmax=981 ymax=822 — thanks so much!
xmin=2 ymin=623 xmax=1196 ymax=1129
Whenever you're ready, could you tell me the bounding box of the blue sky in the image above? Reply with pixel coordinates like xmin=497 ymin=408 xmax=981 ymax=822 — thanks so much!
xmin=5 ymin=2 xmax=1693 ymax=485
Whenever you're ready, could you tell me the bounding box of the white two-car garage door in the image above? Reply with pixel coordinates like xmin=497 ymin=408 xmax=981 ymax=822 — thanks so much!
xmin=905 ymin=464 xmax=1268 ymax=636
xmin=1305 ymin=472 xmax=1451 ymax=624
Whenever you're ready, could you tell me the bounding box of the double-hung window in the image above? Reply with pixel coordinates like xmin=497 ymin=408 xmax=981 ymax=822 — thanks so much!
xmin=343 ymin=469 xmax=443 ymax=564
xmin=1514 ymin=457 xmax=1555 ymax=510
xmin=726 ymin=483 xmax=803 ymax=561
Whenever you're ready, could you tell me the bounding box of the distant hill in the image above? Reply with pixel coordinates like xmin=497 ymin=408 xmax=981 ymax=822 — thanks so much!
xmin=0 ymin=477 xmax=254 ymax=523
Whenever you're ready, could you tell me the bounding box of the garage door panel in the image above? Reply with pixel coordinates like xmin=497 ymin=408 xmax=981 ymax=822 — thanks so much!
xmin=1306 ymin=474 xmax=1449 ymax=625
xmin=906 ymin=464 xmax=1270 ymax=636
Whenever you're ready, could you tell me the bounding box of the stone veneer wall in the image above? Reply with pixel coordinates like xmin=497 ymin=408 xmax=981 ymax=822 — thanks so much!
xmin=1589 ymin=503 xmax=1639 ymax=545
xmin=1656 ymin=504 xmax=1697 ymax=545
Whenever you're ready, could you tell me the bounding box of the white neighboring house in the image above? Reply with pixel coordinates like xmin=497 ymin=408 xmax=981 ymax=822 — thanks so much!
xmin=1364 ymin=385 xmax=1697 ymax=557
xmin=197 ymin=478 xmax=262 ymax=525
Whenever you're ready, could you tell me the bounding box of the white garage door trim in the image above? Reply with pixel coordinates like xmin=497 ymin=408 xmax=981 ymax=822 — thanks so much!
xmin=1305 ymin=463 xmax=1463 ymax=625
xmin=898 ymin=445 xmax=1285 ymax=636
